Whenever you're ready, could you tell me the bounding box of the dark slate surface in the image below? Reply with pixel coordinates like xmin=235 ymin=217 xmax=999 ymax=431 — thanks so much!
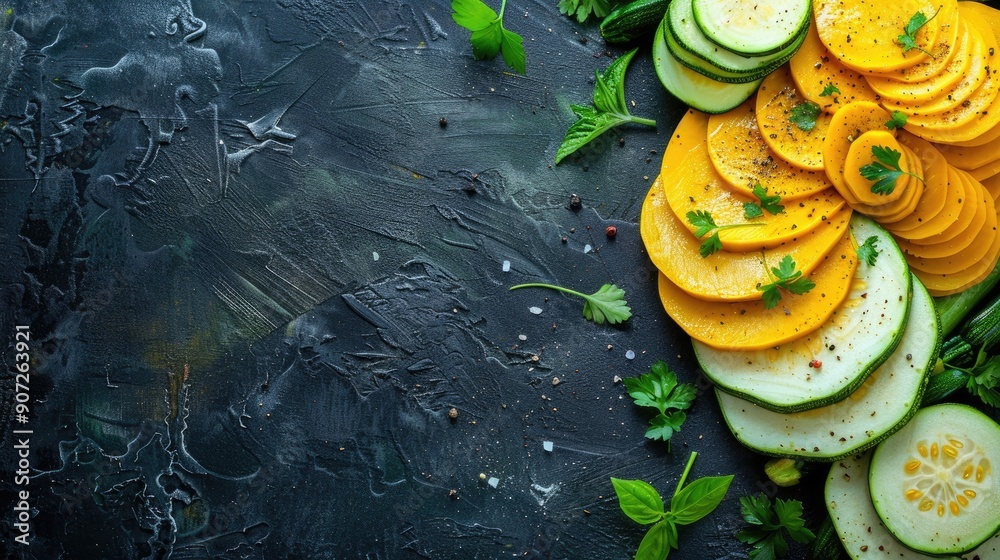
xmin=1 ymin=0 xmax=939 ymax=558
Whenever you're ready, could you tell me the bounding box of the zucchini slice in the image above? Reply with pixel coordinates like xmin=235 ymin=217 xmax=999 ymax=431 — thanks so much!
xmin=695 ymin=216 xmax=912 ymax=413
xmin=691 ymin=0 xmax=812 ymax=56
xmin=716 ymin=275 xmax=938 ymax=461
xmin=869 ymin=404 xmax=1000 ymax=556
xmin=652 ymin=20 xmax=761 ymax=114
xmin=826 ymin=452 xmax=1000 ymax=560
xmin=667 ymin=0 xmax=807 ymax=76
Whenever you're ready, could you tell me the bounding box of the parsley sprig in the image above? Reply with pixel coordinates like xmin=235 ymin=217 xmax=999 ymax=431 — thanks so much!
xmin=856 ymin=235 xmax=881 ymax=266
xmin=789 ymin=101 xmax=821 ymax=132
xmin=556 ymin=49 xmax=656 ymax=164
xmin=687 ymin=210 xmax=765 ymax=257
xmin=452 ymin=0 xmax=526 ymax=74
xmin=623 ymin=360 xmax=697 ymax=445
xmin=758 ymin=255 xmax=816 ymax=309
xmin=859 ymin=145 xmax=923 ymax=196
xmin=558 ymin=0 xmax=612 ymax=23
xmin=744 ymin=184 xmax=785 ymax=219
xmin=885 ymin=110 xmax=908 ymax=130
xmin=509 ymin=282 xmax=631 ymax=324
xmin=612 ymin=452 xmax=734 ymax=560
xmin=737 ymin=494 xmax=816 ymax=559
xmin=819 ymin=84 xmax=840 ymax=97
xmin=897 ymin=8 xmax=941 ymax=58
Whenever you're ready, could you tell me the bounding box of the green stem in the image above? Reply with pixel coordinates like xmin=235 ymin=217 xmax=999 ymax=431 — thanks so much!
xmin=672 ymin=451 xmax=698 ymax=501
xmin=498 ymin=0 xmax=507 ymax=19
xmin=509 ymin=283 xmax=586 ymax=300
xmin=628 ymin=115 xmax=657 ymax=128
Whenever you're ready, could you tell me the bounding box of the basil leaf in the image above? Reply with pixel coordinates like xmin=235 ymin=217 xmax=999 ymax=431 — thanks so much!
xmin=611 ymin=478 xmax=665 ymax=525
xmin=555 ymin=105 xmax=630 ymax=164
xmin=636 ymin=520 xmax=676 ymax=560
xmin=668 ymin=474 xmax=734 ymax=525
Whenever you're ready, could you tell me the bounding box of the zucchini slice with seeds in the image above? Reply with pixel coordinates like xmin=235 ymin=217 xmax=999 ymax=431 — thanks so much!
xmin=869 ymin=403 xmax=1000 ymax=556
xmin=826 ymin=451 xmax=1000 ymax=559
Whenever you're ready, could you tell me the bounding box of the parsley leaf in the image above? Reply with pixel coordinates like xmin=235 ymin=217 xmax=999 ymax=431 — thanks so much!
xmin=820 ymin=84 xmax=840 ymax=97
xmin=686 ymin=210 xmax=766 ymax=257
xmin=758 ymin=255 xmax=816 ymax=310
xmin=612 ymin=452 xmax=733 ymax=560
xmin=856 ymin=235 xmax=881 ymax=266
xmin=788 ymin=101 xmax=821 ymax=132
xmin=623 ymin=360 xmax=697 ymax=446
xmin=897 ymin=8 xmax=940 ymax=58
xmin=859 ymin=145 xmax=923 ymax=195
xmin=556 ymin=49 xmax=655 ymax=164
xmin=736 ymin=494 xmax=816 ymax=560
xmin=452 ymin=0 xmax=526 ymax=74
xmin=967 ymin=355 xmax=1000 ymax=408
xmin=509 ymin=282 xmax=631 ymax=324
xmin=557 ymin=0 xmax=612 ymax=23
xmin=743 ymin=184 xmax=785 ymax=219
xmin=885 ymin=110 xmax=908 ymax=130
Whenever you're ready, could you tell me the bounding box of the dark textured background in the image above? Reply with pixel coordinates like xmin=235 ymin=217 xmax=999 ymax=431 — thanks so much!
xmin=0 ymin=0 xmax=877 ymax=558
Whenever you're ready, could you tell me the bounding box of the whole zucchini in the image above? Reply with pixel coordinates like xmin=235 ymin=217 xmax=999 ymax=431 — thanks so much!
xmin=600 ymin=0 xmax=670 ymax=44
xmin=939 ymin=289 xmax=1000 ymax=368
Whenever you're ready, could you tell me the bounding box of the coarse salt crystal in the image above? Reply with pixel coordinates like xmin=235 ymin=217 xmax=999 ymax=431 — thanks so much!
xmin=529 ymin=306 xmax=543 ymax=315
xmin=488 ymin=477 xmax=499 ymax=488
xmin=543 ymin=441 xmax=554 ymax=452
xmin=502 ymin=260 xmax=511 ymax=272
xmin=625 ymin=350 xmax=636 ymax=360
xmin=583 ymin=244 xmax=592 ymax=254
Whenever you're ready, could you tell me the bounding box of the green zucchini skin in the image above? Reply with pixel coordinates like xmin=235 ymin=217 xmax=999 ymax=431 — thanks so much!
xmin=809 ymin=516 xmax=845 ymax=560
xmin=921 ymin=368 xmax=972 ymax=406
xmin=938 ymin=288 xmax=1000 ymax=369
xmin=599 ymin=0 xmax=670 ymax=44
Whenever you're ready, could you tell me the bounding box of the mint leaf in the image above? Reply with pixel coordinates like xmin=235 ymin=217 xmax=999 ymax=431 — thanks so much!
xmin=555 ymin=49 xmax=655 ymax=164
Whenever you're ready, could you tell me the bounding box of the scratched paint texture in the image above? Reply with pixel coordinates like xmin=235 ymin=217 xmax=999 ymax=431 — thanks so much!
xmin=0 ymin=1 xmax=820 ymax=558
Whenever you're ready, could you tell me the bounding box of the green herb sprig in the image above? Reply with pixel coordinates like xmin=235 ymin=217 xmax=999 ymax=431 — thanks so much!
xmin=509 ymin=282 xmax=631 ymax=324
xmin=819 ymin=84 xmax=840 ymax=97
xmin=885 ymin=110 xmax=908 ymax=130
xmin=687 ymin=210 xmax=766 ymax=257
xmin=789 ymin=101 xmax=821 ymax=132
xmin=897 ymin=8 xmax=941 ymax=58
xmin=856 ymin=235 xmax=881 ymax=266
xmin=556 ymin=49 xmax=656 ymax=164
xmin=758 ymin=255 xmax=816 ymax=309
xmin=558 ymin=0 xmax=612 ymax=22
xmin=744 ymin=184 xmax=785 ymax=219
xmin=612 ymin=452 xmax=734 ymax=560
xmin=859 ymin=145 xmax=923 ymax=196
xmin=736 ymin=494 xmax=816 ymax=559
xmin=452 ymin=0 xmax=526 ymax=74
xmin=623 ymin=360 xmax=697 ymax=445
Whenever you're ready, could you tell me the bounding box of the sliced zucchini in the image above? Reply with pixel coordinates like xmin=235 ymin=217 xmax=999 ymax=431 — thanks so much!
xmin=869 ymin=404 xmax=1000 ymax=556
xmin=662 ymin=16 xmax=768 ymax=84
xmin=715 ymin=275 xmax=938 ymax=461
xmin=667 ymin=0 xmax=808 ymax=75
xmin=826 ymin=452 xmax=1000 ymax=560
xmin=695 ymin=216 xmax=912 ymax=413
xmin=652 ymin=21 xmax=761 ymax=114
xmin=691 ymin=0 xmax=812 ymax=56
